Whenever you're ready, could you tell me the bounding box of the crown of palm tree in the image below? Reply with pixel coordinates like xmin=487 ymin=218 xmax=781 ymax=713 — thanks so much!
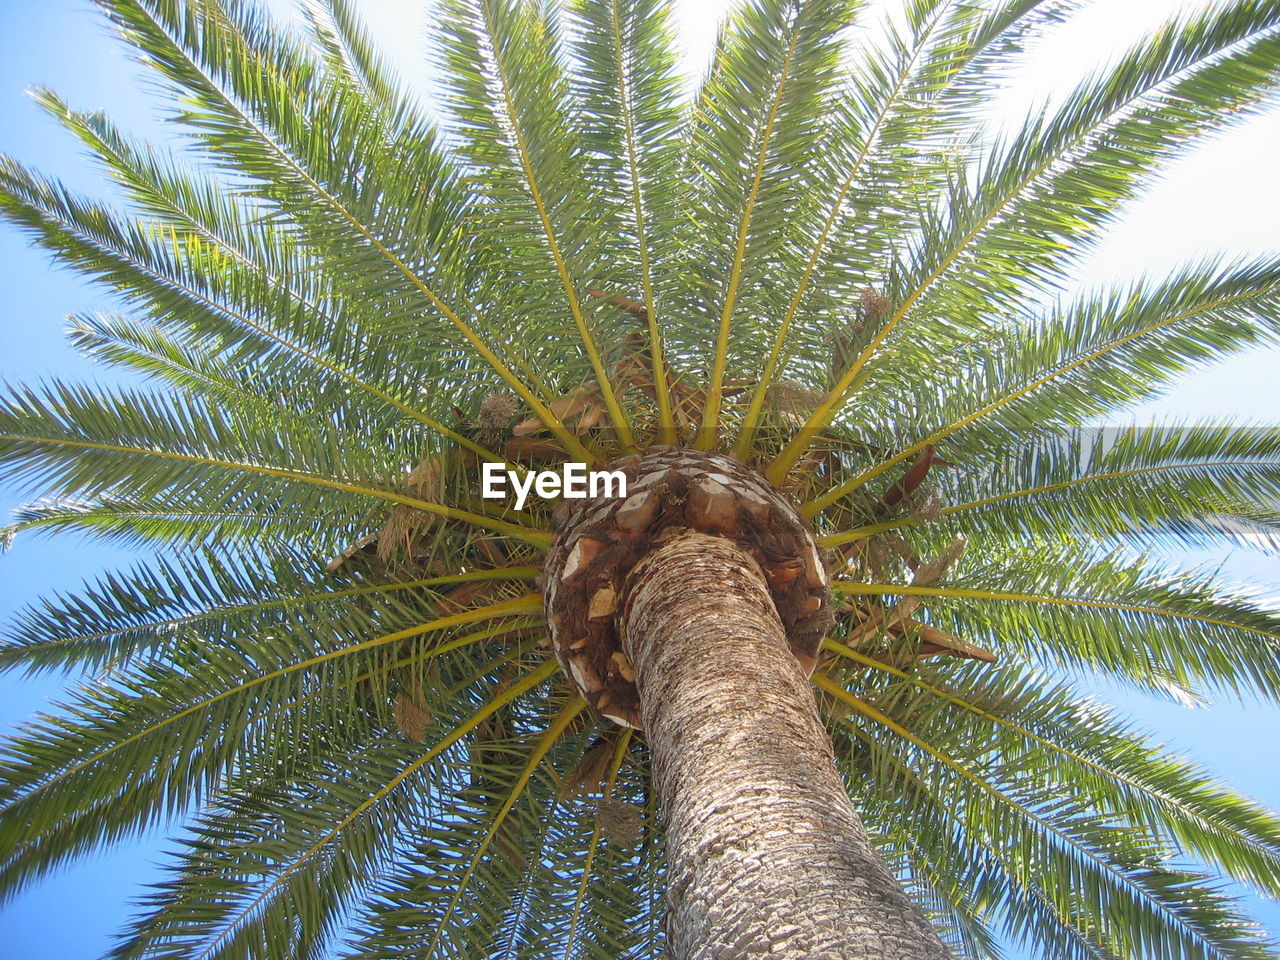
xmin=4 ymin=0 xmax=1280 ymax=957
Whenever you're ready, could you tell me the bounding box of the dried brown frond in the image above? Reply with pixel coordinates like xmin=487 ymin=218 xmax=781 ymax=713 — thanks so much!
xmin=597 ymin=795 xmax=644 ymax=845
xmin=559 ymin=733 xmax=620 ymax=800
xmin=477 ymin=392 xmax=519 ymax=434
xmin=905 ymin=484 xmax=945 ymax=522
xmin=394 ymin=687 xmax=431 ymax=742
xmin=767 ymin=380 xmax=822 ymax=418
xmin=913 ymin=539 xmax=967 ymax=587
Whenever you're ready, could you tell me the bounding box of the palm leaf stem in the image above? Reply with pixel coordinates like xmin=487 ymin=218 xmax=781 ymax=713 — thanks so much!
xmin=819 ymin=459 xmax=1280 ymax=546
xmin=478 ymin=0 xmax=637 ymax=454
xmin=696 ymin=18 xmax=801 ymax=450
xmin=1 ymin=594 xmax=543 ymax=813
xmin=733 ymin=0 xmax=957 ymax=460
xmin=0 ymin=565 xmax=540 ymax=665
xmin=814 ymin=671 xmax=1244 ymax=960
xmin=771 ymin=12 xmax=1280 ymax=486
xmin=1 ymin=433 xmax=550 ymax=547
xmin=604 ymin=0 xmax=677 ymax=445
xmin=421 ymin=694 xmax=586 ymax=959
xmin=103 ymin=0 xmax=594 ymax=463
xmin=830 ymin=581 xmax=1280 ymax=650
xmin=803 ymin=283 xmax=1280 ymax=516
xmin=190 ymin=660 xmax=565 ymax=960
xmin=823 ymin=637 xmax=1280 ymax=892
xmin=563 ymin=729 xmax=634 ymax=958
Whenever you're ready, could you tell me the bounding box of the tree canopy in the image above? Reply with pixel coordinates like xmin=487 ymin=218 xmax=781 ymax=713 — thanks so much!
xmin=3 ymin=0 xmax=1280 ymax=957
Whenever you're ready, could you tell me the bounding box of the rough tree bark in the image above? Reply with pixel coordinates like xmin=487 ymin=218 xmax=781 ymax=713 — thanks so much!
xmin=620 ymin=530 xmax=950 ymax=960
xmin=543 ymin=449 xmax=951 ymax=959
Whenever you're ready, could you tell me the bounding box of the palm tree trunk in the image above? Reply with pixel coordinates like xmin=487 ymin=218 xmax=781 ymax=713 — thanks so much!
xmin=621 ymin=529 xmax=951 ymax=960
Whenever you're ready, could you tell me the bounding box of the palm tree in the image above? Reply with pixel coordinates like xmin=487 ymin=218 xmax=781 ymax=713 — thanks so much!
xmin=3 ymin=0 xmax=1280 ymax=956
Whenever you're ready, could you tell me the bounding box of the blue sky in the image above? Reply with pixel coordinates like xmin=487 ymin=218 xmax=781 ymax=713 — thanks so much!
xmin=1 ymin=0 xmax=1279 ymax=957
